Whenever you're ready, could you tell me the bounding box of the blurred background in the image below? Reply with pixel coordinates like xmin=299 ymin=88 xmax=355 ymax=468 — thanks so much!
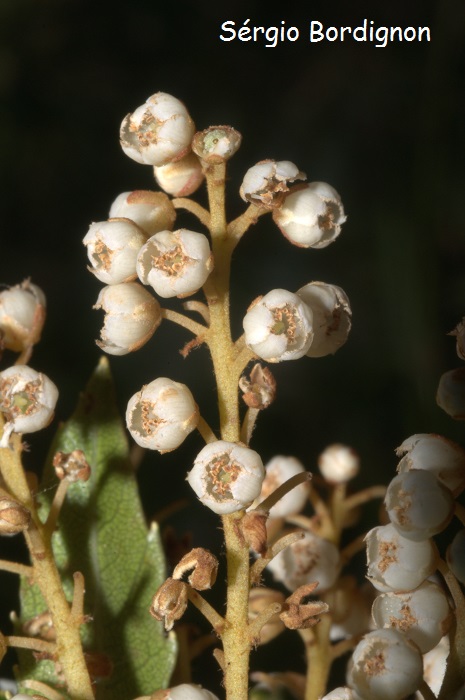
xmin=0 ymin=0 xmax=464 ymax=692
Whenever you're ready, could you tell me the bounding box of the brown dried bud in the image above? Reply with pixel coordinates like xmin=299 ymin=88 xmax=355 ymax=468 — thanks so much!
xmin=150 ymin=578 xmax=188 ymax=631
xmin=192 ymin=126 xmax=242 ymax=163
xmin=0 ymin=493 xmax=31 ymax=535
xmin=239 ymin=364 xmax=276 ymax=410
xmin=248 ymin=588 xmax=286 ymax=645
xmin=279 ymin=582 xmax=329 ymax=630
xmin=172 ymin=547 xmax=218 ymax=591
xmin=241 ymin=510 xmax=268 ymax=556
xmin=23 ymin=611 xmax=56 ymax=642
xmin=53 ymin=450 xmax=91 ymax=483
xmin=84 ymin=650 xmax=114 ymax=682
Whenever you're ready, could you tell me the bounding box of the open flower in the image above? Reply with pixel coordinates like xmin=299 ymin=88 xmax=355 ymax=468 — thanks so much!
xmin=0 ymin=280 xmax=46 ymax=354
xmin=137 ymin=229 xmax=213 ymax=298
xmin=240 ymin=159 xmax=306 ymax=208
xmin=120 ymin=92 xmax=195 ymax=166
xmin=83 ymin=218 xmax=147 ymax=285
xmin=126 ymin=377 xmax=199 ymax=452
xmin=0 ymin=365 xmax=58 ymax=446
xmin=273 ymin=182 xmax=346 ymax=248
xmin=243 ymin=289 xmax=313 ymax=362
xmin=187 ymin=441 xmax=265 ymax=514
xmin=296 ymin=282 xmax=352 ymax=357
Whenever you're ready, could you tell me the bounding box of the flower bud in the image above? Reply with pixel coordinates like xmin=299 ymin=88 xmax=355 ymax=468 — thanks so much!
xmin=239 ymin=160 xmax=306 ymax=208
xmin=267 ymin=531 xmax=341 ymax=593
xmin=192 ymin=126 xmax=241 ymax=163
xmin=0 ymin=493 xmax=31 ymax=535
xmin=385 ymin=470 xmax=454 ymax=541
xmin=120 ymin=92 xmax=195 ymax=167
xmin=296 ymin=282 xmax=352 ymax=357
xmin=94 ymin=282 xmax=162 ymax=355
xmin=327 ymin=578 xmax=372 ymax=641
xmin=137 ymin=229 xmax=213 ymax=298
xmin=320 ymin=689 xmax=360 ymax=700
xmin=365 ymin=524 xmax=438 ymax=593
xmin=126 ymin=377 xmax=198 ymax=452
xmin=248 ymin=588 xmax=286 ymax=644
xmin=371 ymin=581 xmax=451 ymax=653
xmin=83 ymin=218 xmax=147 ymax=285
xmin=23 ymin=611 xmax=55 ymax=641
xmin=53 ymin=449 xmax=91 ymax=483
xmin=243 ymin=289 xmax=314 ymax=362
xmin=109 ymin=190 xmax=176 ymax=236
xmin=449 ymin=316 xmax=465 ymax=360
xmin=0 ymin=280 xmax=46 ymax=353
xmin=239 ymin=363 xmax=276 ymax=409
xmin=318 ymin=444 xmax=359 ymax=484
xmin=150 ymin=577 xmax=188 ymax=631
xmin=396 ymin=433 xmax=465 ymax=497
xmin=172 ymin=548 xmax=218 ymax=590
xmin=154 ymin=152 xmax=204 ymax=197
xmin=0 ymin=365 xmax=58 ymax=446
xmin=436 ymin=367 xmax=465 ymax=421
xmin=255 ymin=456 xmax=309 ymax=518
xmin=151 ymin=684 xmax=220 ymax=700
xmin=349 ymin=629 xmax=423 ymax=700
xmin=186 ymin=441 xmax=265 ymax=515
xmin=273 ymin=182 xmax=346 ymax=249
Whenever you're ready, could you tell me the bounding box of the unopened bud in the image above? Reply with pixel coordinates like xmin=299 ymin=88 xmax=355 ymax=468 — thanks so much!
xmin=318 ymin=444 xmax=359 ymax=484
xmin=0 ymin=494 xmax=31 ymax=535
xmin=154 ymin=152 xmax=205 ymax=197
xmin=172 ymin=548 xmax=218 ymax=590
xmin=150 ymin=578 xmax=188 ymax=631
xmin=150 ymin=684 xmax=220 ymax=700
xmin=0 ymin=280 xmax=46 ymax=354
xmin=239 ymin=364 xmax=276 ymax=409
xmin=296 ymin=282 xmax=352 ymax=358
xmin=109 ymin=190 xmax=176 ymax=236
xmin=192 ymin=126 xmax=241 ymax=163
xmin=53 ymin=450 xmax=91 ymax=483
xmin=436 ymin=367 xmax=465 ymax=421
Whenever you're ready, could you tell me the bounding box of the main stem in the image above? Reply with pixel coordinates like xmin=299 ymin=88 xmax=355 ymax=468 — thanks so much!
xmin=0 ymin=433 xmax=94 ymax=700
xmin=203 ymin=160 xmax=253 ymax=700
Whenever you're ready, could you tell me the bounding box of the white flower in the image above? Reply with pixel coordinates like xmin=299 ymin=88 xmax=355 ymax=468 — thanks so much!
xmin=137 ymin=229 xmax=213 ymax=298
xmin=0 ymin=365 xmax=58 ymax=446
xmin=320 ymin=689 xmax=360 ymax=700
xmin=120 ymin=92 xmax=195 ymax=166
xmin=243 ymin=289 xmax=314 ymax=362
xmin=396 ymin=433 xmax=465 ymax=497
xmin=416 ymin=636 xmax=449 ymax=697
xmin=349 ymin=629 xmax=423 ymax=700
xmin=296 ymin=282 xmax=352 ymax=357
xmin=186 ymin=441 xmax=265 ymax=515
xmin=273 ymin=182 xmax=346 ymax=248
xmin=126 ymin=378 xmax=198 ymax=452
xmin=154 ymin=152 xmax=205 ymax=197
xmin=254 ymin=455 xmax=309 ymax=518
xmin=239 ymin=159 xmax=306 ymax=208
xmin=109 ymin=190 xmax=175 ymax=236
xmin=371 ymin=581 xmax=451 ymax=653
xmin=83 ymin=218 xmax=147 ymax=285
xmin=0 ymin=280 xmax=46 ymax=353
xmin=267 ymin=530 xmax=341 ymax=593
xmin=94 ymin=282 xmax=162 ymax=355
xmin=365 ymin=524 xmax=438 ymax=593
xmin=318 ymin=444 xmax=359 ymax=483
xmin=385 ymin=470 xmax=453 ymax=541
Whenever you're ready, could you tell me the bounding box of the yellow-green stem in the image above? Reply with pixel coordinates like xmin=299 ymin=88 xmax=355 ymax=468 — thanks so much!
xmin=0 ymin=435 xmax=94 ymax=700
xmin=300 ymin=614 xmax=333 ymax=700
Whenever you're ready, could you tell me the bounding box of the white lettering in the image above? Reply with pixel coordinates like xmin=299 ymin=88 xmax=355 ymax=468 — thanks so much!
xmin=238 ymin=19 xmax=251 ymax=41
xmin=219 ymin=21 xmax=236 ymax=42
xmin=404 ymin=27 xmax=416 ymax=41
xmin=309 ymin=21 xmax=324 ymax=42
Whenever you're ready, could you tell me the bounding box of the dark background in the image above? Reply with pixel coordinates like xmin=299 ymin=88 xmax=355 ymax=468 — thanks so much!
xmin=1 ymin=0 xmax=464 ymax=693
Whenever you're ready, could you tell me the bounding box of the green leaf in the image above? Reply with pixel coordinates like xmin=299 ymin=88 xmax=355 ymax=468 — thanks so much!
xmin=18 ymin=357 xmax=177 ymax=699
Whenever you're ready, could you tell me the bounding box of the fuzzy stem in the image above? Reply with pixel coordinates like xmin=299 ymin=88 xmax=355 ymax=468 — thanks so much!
xmin=240 ymin=407 xmax=259 ymax=445
xmin=196 ymin=416 xmax=218 ymax=444
xmin=300 ymin=613 xmax=333 ymax=700
xmin=186 ymin=588 xmax=225 ymax=634
xmin=255 ymin=472 xmax=312 ymax=514
xmin=172 ymin=197 xmax=211 ymax=228
xmin=6 ymin=634 xmax=56 ymax=655
xmin=227 ymin=203 xmax=268 ymax=246
xmin=161 ymin=308 xmax=207 ymax=338
xmin=0 ymin=559 xmax=33 ymax=577
xmin=343 ymin=485 xmax=387 ymax=511
xmin=0 ymin=431 xmax=94 ymax=700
